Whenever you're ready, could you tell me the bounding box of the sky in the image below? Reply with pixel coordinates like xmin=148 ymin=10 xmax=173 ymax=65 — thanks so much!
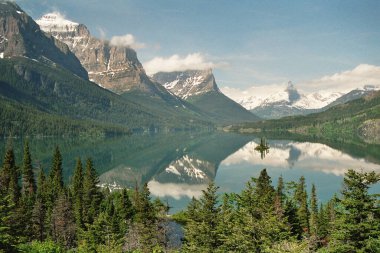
xmin=15 ymin=0 xmax=380 ymax=98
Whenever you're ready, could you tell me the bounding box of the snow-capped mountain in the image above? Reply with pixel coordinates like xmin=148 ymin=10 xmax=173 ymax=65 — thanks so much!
xmin=36 ymin=13 xmax=82 ymax=34
xmin=323 ymin=85 xmax=379 ymax=109
xmin=158 ymin=155 xmax=214 ymax=184
xmin=231 ymin=81 xmax=378 ymax=119
xmin=0 ymin=5 xmax=87 ymax=79
xmin=36 ymin=13 xmax=152 ymax=94
xmin=152 ymin=69 xmax=219 ymax=99
xmin=152 ymin=69 xmax=260 ymax=123
xmin=294 ymin=92 xmax=343 ymax=109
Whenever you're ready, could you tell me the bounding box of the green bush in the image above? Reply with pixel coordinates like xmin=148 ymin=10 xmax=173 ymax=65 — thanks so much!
xmin=18 ymin=240 xmax=64 ymax=253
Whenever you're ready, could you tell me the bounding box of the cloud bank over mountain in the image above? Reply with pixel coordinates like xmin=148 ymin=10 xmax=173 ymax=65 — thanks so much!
xmin=110 ymin=34 xmax=145 ymax=49
xmin=221 ymin=64 xmax=380 ymax=103
xmin=143 ymin=53 xmax=225 ymax=75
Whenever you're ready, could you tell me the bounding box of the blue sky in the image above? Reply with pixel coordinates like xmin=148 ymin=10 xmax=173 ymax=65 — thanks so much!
xmin=16 ymin=0 xmax=380 ymax=94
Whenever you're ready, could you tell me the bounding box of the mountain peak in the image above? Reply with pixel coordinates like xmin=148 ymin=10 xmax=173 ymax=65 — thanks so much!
xmin=151 ymin=69 xmax=219 ymax=100
xmin=36 ymin=12 xmax=90 ymax=39
xmin=0 ymin=2 xmax=88 ymax=79
xmin=37 ymin=12 xmax=79 ymax=32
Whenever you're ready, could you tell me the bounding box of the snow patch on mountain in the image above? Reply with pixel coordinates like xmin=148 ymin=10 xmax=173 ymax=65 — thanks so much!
xmin=36 ymin=12 xmax=79 ymax=33
xmin=152 ymin=69 xmax=219 ymax=100
xmin=225 ymin=82 xmax=365 ymax=111
xmin=294 ymin=92 xmax=343 ymax=109
xmin=164 ymin=155 xmax=210 ymax=181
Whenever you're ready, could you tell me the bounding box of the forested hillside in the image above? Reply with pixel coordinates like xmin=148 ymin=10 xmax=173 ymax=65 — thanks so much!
xmin=0 ymin=58 xmax=211 ymax=137
xmin=227 ymin=91 xmax=380 ymax=143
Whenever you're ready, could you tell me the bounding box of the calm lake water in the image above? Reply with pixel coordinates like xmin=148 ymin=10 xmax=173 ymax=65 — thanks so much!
xmin=1 ymin=132 xmax=379 ymax=213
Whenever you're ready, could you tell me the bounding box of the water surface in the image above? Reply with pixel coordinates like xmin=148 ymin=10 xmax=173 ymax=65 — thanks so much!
xmin=1 ymin=133 xmax=379 ymax=213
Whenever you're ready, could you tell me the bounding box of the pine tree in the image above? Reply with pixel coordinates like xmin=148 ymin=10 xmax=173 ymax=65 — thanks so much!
xmin=51 ymin=192 xmax=76 ymax=248
xmin=72 ymin=158 xmax=84 ymax=229
xmin=317 ymin=203 xmax=329 ymax=244
xmin=309 ymin=184 xmax=319 ymax=250
xmin=124 ymin=183 xmax=159 ymax=252
xmin=21 ymin=141 xmax=36 ymax=197
xmin=0 ymin=148 xmax=20 ymax=204
xmin=183 ymin=182 xmax=220 ymax=253
xmin=32 ymin=168 xmax=47 ymax=242
xmin=115 ymin=188 xmax=134 ymax=234
xmin=217 ymin=193 xmax=240 ymax=252
xmin=275 ymin=175 xmax=285 ymax=218
xmin=276 ymin=175 xmax=285 ymax=204
xmin=328 ymin=170 xmax=380 ymax=252
xmin=255 ymin=169 xmax=275 ymax=210
xmin=0 ymin=192 xmax=16 ymax=252
xmin=0 ymin=194 xmax=15 ymax=251
xmin=295 ymin=176 xmax=309 ymax=236
xmin=49 ymin=146 xmax=64 ymax=201
xmin=83 ymin=158 xmax=100 ymax=224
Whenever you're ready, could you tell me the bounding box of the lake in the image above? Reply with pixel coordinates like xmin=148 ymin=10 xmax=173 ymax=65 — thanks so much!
xmin=1 ymin=132 xmax=379 ymax=213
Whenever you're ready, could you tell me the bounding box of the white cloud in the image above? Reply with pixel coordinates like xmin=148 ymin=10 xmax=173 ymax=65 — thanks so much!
xmin=109 ymin=34 xmax=145 ymax=49
xmin=143 ymin=53 xmax=224 ymax=75
xmin=148 ymin=180 xmax=207 ymax=200
xmin=221 ymin=83 xmax=286 ymax=109
xmin=302 ymin=64 xmax=380 ymax=93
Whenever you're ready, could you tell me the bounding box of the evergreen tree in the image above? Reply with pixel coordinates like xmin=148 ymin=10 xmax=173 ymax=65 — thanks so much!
xmin=82 ymin=158 xmax=100 ymax=225
xmin=317 ymin=203 xmax=329 ymax=244
xmin=0 ymin=148 xmax=20 ymax=204
xmin=183 ymin=182 xmax=220 ymax=253
xmin=72 ymin=158 xmax=84 ymax=229
xmin=49 ymin=146 xmax=64 ymax=201
xmin=328 ymin=170 xmax=380 ymax=252
xmin=51 ymin=193 xmax=76 ymax=248
xmin=275 ymin=175 xmax=285 ymax=218
xmin=276 ymin=175 xmax=285 ymax=204
xmin=0 ymin=194 xmax=15 ymax=251
xmin=32 ymin=168 xmax=47 ymax=242
xmin=216 ymin=193 xmax=241 ymax=252
xmin=255 ymin=169 xmax=275 ymax=210
xmin=309 ymin=184 xmax=319 ymax=250
xmin=294 ymin=176 xmax=309 ymax=236
xmin=112 ymin=188 xmax=134 ymax=239
xmin=21 ymin=141 xmax=36 ymax=197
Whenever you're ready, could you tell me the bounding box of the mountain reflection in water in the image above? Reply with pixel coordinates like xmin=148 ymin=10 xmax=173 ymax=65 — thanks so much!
xmin=1 ymin=133 xmax=379 ymax=213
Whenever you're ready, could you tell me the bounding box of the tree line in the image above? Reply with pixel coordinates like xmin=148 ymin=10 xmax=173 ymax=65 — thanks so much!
xmin=177 ymin=169 xmax=380 ymax=252
xmin=0 ymin=142 xmax=172 ymax=252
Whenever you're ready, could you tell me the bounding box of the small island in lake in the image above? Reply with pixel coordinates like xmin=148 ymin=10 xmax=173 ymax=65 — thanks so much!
xmin=255 ymin=137 xmax=270 ymax=159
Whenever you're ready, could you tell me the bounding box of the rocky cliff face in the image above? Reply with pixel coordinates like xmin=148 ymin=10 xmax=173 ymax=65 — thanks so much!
xmin=152 ymin=69 xmax=259 ymax=123
xmin=36 ymin=13 xmax=149 ymax=94
xmin=0 ymin=3 xmax=88 ymax=79
xmin=152 ymin=69 xmax=220 ymax=100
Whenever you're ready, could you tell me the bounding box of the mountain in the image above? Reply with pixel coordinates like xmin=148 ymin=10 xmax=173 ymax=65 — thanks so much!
xmin=228 ymin=90 xmax=380 ymax=144
xmin=36 ymin=12 xmax=146 ymax=94
xmin=152 ymin=69 xmax=259 ymax=124
xmin=233 ymin=82 xmax=379 ymax=120
xmin=248 ymin=82 xmax=342 ymax=119
xmin=36 ymin=12 xmax=217 ymax=127
xmin=0 ymin=3 xmax=211 ymax=136
xmin=323 ymin=85 xmax=379 ymax=109
xmin=0 ymin=3 xmax=88 ymax=79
